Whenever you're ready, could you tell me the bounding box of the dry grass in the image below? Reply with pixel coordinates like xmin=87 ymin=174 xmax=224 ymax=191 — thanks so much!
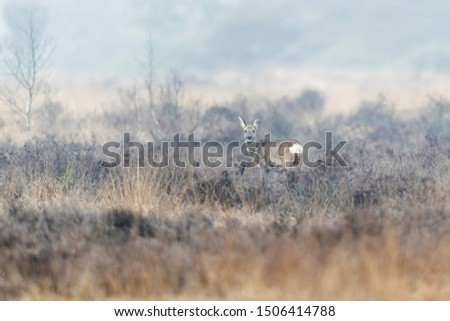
xmin=0 ymin=204 xmax=449 ymax=300
xmin=0 ymin=95 xmax=449 ymax=300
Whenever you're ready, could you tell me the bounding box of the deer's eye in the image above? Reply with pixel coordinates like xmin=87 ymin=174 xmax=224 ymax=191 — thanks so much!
xmin=252 ymin=130 xmax=255 ymax=133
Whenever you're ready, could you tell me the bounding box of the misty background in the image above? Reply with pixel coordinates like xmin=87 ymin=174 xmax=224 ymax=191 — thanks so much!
xmin=2 ymin=0 xmax=450 ymax=74
xmin=0 ymin=0 xmax=450 ymax=141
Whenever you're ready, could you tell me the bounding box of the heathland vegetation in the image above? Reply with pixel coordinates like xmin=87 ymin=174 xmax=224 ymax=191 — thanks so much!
xmin=0 ymin=6 xmax=449 ymax=300
xmin=0 ymin=88 xmax=449 ymax=299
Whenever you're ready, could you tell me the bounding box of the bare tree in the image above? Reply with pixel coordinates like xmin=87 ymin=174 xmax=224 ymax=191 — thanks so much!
xmin=0 ymin=7 xmax=53 ymax=131
xmin=144 ymin=36 xmax=162 ymax=139
xmin=118 ymin=35 xmax=200 ymax=140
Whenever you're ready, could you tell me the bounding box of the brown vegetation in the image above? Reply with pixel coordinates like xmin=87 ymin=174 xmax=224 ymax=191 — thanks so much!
xmin=0 ymin=94 xmax=449 ymax=300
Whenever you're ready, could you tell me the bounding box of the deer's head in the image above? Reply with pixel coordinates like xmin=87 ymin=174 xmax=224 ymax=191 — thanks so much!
xmin=238 ymin=116 xmax=261 ymax=143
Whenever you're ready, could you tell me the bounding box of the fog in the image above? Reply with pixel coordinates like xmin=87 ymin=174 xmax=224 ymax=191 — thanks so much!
xmin=1 ymin=0 xmax=450 ymax=110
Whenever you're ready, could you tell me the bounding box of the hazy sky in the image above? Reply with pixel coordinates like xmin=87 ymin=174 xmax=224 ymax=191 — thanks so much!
xmin=1 ymin=0 xmax=450 ymax=111
xmin=2 ymin=0 xmax=450 ymax=77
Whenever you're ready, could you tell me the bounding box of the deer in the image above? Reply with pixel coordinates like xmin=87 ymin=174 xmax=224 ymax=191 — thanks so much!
xmin=236 ymin=116 xmax=303 ymax=175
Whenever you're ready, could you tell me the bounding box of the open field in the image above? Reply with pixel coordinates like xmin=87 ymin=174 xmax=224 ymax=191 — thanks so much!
xmin=2 ymin=0 xmax=450 ymax=303
xmin=0 ymin=93 xmax=449 ymax=300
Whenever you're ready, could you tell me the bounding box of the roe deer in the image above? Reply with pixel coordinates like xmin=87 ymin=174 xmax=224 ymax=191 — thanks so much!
xmin=237 ymin=116 xmax=303 ymax=175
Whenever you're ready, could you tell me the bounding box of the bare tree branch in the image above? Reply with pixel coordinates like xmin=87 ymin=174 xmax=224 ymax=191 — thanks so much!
xmin=0 ymin=6 xmax=53 ymax=131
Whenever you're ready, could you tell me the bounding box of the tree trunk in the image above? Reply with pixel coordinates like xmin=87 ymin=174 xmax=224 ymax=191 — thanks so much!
xmin=25 ymin=113 xmax=31 ymax=131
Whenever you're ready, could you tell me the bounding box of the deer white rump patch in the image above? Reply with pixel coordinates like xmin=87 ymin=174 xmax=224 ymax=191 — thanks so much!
xmin=289 ymin=143 xmax=303 ymax=154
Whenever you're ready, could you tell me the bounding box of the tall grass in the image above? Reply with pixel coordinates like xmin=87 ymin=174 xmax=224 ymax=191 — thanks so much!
xmin=0 ymin=95 xmax=449 ymax=300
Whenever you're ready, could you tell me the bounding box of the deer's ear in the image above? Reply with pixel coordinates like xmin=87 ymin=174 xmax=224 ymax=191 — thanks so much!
xmin=238 ymin=116 xmax=246 ymax=129
xmin=253 ymin=117 xmax=261 ymax=129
